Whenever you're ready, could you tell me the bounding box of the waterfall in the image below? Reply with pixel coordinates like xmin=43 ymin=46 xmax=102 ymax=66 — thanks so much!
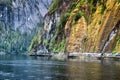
xmin=102 ymin=21 xmax=120 ymax=53
xmin=102 ymin=30 xmax=117 ymax=52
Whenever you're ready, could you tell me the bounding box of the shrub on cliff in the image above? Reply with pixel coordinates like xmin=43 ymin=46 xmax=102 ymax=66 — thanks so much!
xmin=49 ymin=0 xmax=60 ymax=14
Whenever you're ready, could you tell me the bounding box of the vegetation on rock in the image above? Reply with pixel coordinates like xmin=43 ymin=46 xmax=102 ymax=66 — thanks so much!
xmin=113 ymin=37 xmax=120 ymax=53
xmin=29 ymin=0 xmax=120 ymax=53
xmin=49 ymin=0 xmax=60 ymax=14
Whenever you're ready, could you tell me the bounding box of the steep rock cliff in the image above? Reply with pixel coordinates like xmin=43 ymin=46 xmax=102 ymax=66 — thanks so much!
xmin=29 ymin=0 xmax=120 ymax=53
xmin=85 ymin=0 xmax=120 ymax=53
xmin=65 ymin=0 xmax=120 ymax=53
xmin=29 ymin=0 xmax=74 ymax=52
xmin=0 ymin=0 xmax=52 ymax=53
xmin=0 ymin=0 xmax=52 ymax=32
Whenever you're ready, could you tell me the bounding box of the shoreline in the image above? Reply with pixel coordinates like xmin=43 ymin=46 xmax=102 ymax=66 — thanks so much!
xmin=29 ymin=52 xmax=120 ymax=61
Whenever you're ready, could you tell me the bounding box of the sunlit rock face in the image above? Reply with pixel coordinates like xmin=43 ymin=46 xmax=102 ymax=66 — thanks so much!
xmin=0 ymin=0 xmax=52 ymax=32
xmin=30 ymin=0 xmax=120 ymax=53
xmin=85 ymin=0 xmax=120 ymax=53
xmin=65 ymin=0 xmax=120 ymax=53
xmin=65 ymin=17 xmax=87 ymax=52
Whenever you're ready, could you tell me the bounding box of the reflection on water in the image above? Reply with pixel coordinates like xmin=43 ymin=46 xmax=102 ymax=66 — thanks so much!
xmin=67 ymin=60 xmax=120 ymax=80
xmin=0 ymin=55 xmax=120 ymax=80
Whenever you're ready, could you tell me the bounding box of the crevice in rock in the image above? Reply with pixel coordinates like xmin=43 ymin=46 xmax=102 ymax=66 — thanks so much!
xmin=101 ymin=21 xmax=120 ymax=53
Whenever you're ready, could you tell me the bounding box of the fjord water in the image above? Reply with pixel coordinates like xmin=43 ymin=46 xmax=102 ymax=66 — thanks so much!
xmin=0 ymin=55 xmax=120 ymax=80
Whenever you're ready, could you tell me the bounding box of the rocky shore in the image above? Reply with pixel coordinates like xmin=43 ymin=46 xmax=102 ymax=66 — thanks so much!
xmin=29 ymin=52 xmax=120 ymax=61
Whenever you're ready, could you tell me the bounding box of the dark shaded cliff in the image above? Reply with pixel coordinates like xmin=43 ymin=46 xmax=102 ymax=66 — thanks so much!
xmin=0 ymin=0 xmax=52 ymax=53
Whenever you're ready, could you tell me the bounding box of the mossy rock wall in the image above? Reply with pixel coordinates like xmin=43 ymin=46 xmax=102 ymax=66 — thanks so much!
xmin=29 ymin=0 xmax=120 ymax=53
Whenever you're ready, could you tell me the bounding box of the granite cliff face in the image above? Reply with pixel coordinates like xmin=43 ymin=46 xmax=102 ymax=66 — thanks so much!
xmin=0 ymin=0 xmax=52 ymax=53
xmin=29 ymin=0 xmax=120 ymax=53
xmin=0 ymin=0 xmax=52 ymax=32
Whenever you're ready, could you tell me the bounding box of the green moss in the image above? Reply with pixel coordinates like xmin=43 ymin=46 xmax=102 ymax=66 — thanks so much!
xmin=74 ymin=11 xmax=87 ymax=22
xmin=80 ymin=0 xmax=86 ymax=3
xmin=28 ymin=33 xmax=41 ymax=52
xmin=92 ymin=6 xmax=97 ymax=13
xmin=68 ymin=2 xmax=77 ymax=13
xmin=98 ymin=20 xmax=102 ymax=25
xmin=51 ymin=39 xmax=66 ymax=52
xmin=48 ymin=0 xmax=60 ymax=14
xmin=112 ymin=37 xmax=120 ymax=54
xmin=28 ymin=35 xmax=38 ymax=52
xmin=76 ymin=1 xmax=82 ymax=8
xmin=60 ymin=13 xmax=70 ymax=27
xmin=116 ymin=37 xmax=120 ymax=43
xmin=87 ymin=0 xmax=94 ymax=4
xmin=118 ymin=0 xmax=120 ymax=3
xmin=79 ymin=12 xmax=87 ymax=20
xmin=51 ymin=12 xmax=70 ymax=42
xmin=74 ymin=12 xmax=81 ymax=22
xmin=49 ymin=12 xmax=70 ymax=52
xmin=100 ymin=4 xmax=106 ymax=14
xmin=112 ymin=51 xmax=117 ymax=54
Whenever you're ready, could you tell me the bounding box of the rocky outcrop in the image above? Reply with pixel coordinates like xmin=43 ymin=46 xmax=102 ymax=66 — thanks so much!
xmin=65 ymin=0 xmax=120 ymax=53
xmin=30 ymin=0 xmax=120 ymax=53
xmin=29 ymin=0 xmax=75 ymax=53
xmin=65 ymin=17 xmax=87 ymax=52
xmin=85 ymin=0 xmax=120 ymax=53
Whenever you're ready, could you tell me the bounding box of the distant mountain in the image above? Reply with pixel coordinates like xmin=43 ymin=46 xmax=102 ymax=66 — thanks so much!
xmin=0 ymin=0 xmax=52 ymax=32
xmin=0 ymin=0 xmax=52 ymax=53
